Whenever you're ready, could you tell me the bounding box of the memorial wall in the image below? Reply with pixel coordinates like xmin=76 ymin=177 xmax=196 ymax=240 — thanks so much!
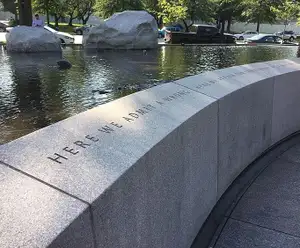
xmin=1 ymin=58 xmax=300 ymax=248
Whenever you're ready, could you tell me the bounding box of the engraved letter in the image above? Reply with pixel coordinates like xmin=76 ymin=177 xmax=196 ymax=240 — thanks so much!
xmin=85 ymin=135 xmax=99 ymax=142
xmin=63 ymin=147 xmax=79 ymax=155
xmin=143 ymin=104 xmax=155 ymax=111
xmin=136 ymin=109 xmax=148 ymax=115
xmin=47 ymin=153 xmax=68 ymax=164
xmin=129 ymin=113 xmax=139 ymax=118
xmin=99 ymin=125 xmax=114 ymax=133
xmin=123 ymin=117 xmax=134 ymax=122
xmin=111 ymin=122 xmax=123 ymax=128
xmin=74 ymin=141 xmax=91 ymax=148
xmin=148 ymin=104 xmax=156 ymax=109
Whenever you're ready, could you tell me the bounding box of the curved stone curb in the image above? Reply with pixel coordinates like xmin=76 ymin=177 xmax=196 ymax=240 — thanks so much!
xmin=1 ymin=58 xmax=300 ymax=247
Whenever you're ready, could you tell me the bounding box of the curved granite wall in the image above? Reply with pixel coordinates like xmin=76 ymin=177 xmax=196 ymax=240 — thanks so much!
xmin=1 ymin=58 xmax=300 ymax=248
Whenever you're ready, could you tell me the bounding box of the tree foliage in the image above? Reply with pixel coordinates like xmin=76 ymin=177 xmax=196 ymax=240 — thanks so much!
xmin=32 ymin=0 xmax=95 ymax=25
xmin=0 ymin=0 xmax=17 ymax=14
xmin=156 ymin=0 xmax=218 ymax=31
xmin=241 ymin=0 xmax=279 ymax=31
xmin=3 ymin=0 xmax=300 ymax=31
xmin=94 ymin=0 xmax=143 ymax=18
xmin=271 ymin=0 xmax=300 ymax=27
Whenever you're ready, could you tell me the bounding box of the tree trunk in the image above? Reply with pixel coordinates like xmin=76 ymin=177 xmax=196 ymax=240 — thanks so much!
xmin=182 ymin=20 xmax=189 ymax=32
xmin=121 ymin=0 xmax=125 ymax=11
xmin=256 ymin=17 xmax=260 ymax=32
xmin=54 ymin=14 xmax=59 ymax=27
xmin=220 ymin=19 xmax=225 ymax=35
xmin=216 ymin=18 xmax=221 ymax=30
xmin=284 ymin=19 xmax=287 ymax=32
xmin=226 ymin=17 xmax=232 ymax=33
xmin=68 ymin=14 xmax=73 ymax=26
xmin=45 ymin=0 xmax=50 ymax=24
xmin=82 ymin=13 xmax=92 ymax=25
xmin=18 ymin=0 xmax=32 ymax=26
xmin=46 ymin=10 xmax=50 ymax=24
xmin=159 ymin=16 xmax=163 ymax=28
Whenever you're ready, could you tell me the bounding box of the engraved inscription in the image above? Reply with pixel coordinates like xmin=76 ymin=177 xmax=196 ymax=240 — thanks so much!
xmin=47 ymin=153 xmax=68 ymax=164
xmin=99 ymin=125 xmax=114 ymax=133
xmin=47 ymin=90 xmax=191 ymax=164
xmin=194 ymin=66 xmax=273 ymax=90
xmin=196 ymin=80 xmax=217 ymax=90
xmin=74 ymin=141 xmax=90 ymax=148
xmin=85 ymin=135 xmax=99 ymax=142
xmin=63 ymin=147 xmax=79 ymax=155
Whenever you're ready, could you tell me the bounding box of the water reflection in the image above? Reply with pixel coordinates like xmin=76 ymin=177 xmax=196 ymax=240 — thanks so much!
xmin=0 ymin=45 xmax=298 ymax=144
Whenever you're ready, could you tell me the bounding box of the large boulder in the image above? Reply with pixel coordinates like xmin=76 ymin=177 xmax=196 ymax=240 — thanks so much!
xmin=6 ymin=26 xmax=61 ymax=53
xmin=83 ymin=11 xmax=158 ymax=50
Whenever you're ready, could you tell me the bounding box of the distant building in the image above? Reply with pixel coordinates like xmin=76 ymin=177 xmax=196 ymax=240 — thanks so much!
xmin=230 ymin=21 xmax=300 ymax=34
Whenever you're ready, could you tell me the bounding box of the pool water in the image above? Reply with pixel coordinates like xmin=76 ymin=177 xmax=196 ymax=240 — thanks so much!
xmin=0 ymin=45 xmax=298 ymax=144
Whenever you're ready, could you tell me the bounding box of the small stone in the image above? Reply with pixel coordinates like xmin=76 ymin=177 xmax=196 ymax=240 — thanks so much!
xmin=57 ymin=60 xmax=72 ymax=70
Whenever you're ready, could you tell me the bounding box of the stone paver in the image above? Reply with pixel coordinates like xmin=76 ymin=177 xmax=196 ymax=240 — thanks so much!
xmin=215 ymin=219 xmax=300 ymax=248
xmin=214 ymin=143 xmax=300 ymax=247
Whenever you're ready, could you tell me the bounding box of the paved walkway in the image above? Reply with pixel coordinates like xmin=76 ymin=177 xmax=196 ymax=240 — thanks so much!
xmin=212 ymin=143 xmax=300 ymax=248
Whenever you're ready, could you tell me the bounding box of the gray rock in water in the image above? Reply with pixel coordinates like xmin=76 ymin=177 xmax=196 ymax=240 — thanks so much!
xmin=6 ymin=26 xmax=61 ymax=53
xmin=57 ymin=60 xmax=72 ymax=70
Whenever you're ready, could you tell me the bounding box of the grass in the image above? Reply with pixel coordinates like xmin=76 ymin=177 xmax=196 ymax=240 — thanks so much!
xmin=49 ymin=22 xmax=83 ymax=34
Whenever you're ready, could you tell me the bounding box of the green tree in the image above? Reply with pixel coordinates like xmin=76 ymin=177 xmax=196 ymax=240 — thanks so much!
xmin=0 ymin=0 xmax=17 ymax=14
xmin=66 ymin=0 xmax=80 ymax=26
xmin=94 ymin=0 xmax=143 ymax=18
xmin=143 ymin=0 xmax=162 ymax=26
xmin=213 ymin=0 xmax=243 ymax=33
xmin=272 ymin=0 xmax=300 ymax=30
xmin=183 ymin=0 xmax=214 ymax=31
xmin=158 ymin=0 xmax=214 ymax=31
xmin=33 ymin=0 xmax=68 ymax=26
xmin=158 ymin=0 xmax=188 ymax=24
xmin=32 ymin=0 xmax=50 ymax=24
xmin=77 ymin=0 xmax=95 ymax=24
xmin=241 ymin=0 xmax=278 ymax=32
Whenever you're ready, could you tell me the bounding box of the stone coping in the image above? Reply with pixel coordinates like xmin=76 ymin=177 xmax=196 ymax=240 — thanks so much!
xmin=1 ymin=58 xmax=300 ymax=247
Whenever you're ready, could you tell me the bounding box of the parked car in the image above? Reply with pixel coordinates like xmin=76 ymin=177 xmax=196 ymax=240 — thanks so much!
xmin=274 ymin=30 xmax=297 ymax=42
xmin=74 ymin=24 xmax=94 ymax=35
xmin=44 ymin=25 xmax=75 ymax=44
xmin=0 ymin=21 xmax=9 ymax=32
xmin=48 ymin=24 xmax=59 ymax=31
xmin=245 ymin=34 xmax=283 ymax=44
xmin=158 ymin=26 xmax=183 ymax=38
xmin=234 ymin=30 xmax=259 ymax=40
xmin=6 ymin=25 xmax=75 ymax=44
xmin=165 ymin=24 xmax=236 ymax=44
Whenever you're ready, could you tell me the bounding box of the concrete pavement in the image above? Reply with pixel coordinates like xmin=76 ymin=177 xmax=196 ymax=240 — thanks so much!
xmin=0 ymin=32 xmax=5 ymax=43
xmin=210 ymin=142 xmax=300 ymax=248
xmin=0 ymin=32 xmax=83 ymax=44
